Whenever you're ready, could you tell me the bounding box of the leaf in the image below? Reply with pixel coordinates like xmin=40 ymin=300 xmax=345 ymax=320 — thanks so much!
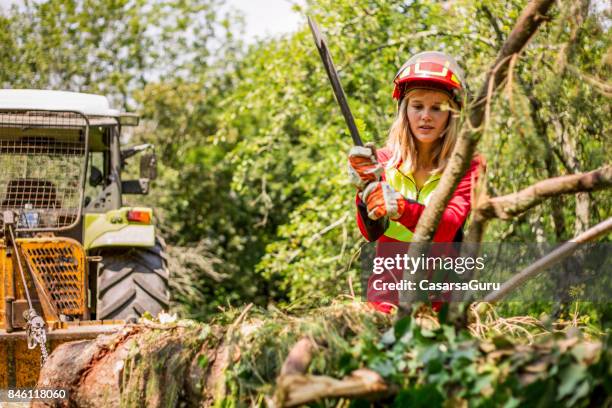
xmin=442 ymin=325 xmax=456 ymax=345
xmin=354 ymin=117 xmax=366 ymax=135
xmin=338 ymin=352 xmax=358 ymax=375
xmin=502 ymin=397 xmax=521 ymax=408
xmin=566 ymin=380 xmax=590 ymax=406
xmin=421 ymin=327 xmax=437 ymax=338
xmin=198 ymin=325 xmax=211 ymax=341
xmin=393 ymin=384 xmax=444 ymax=408
xmin=473 ymin=373 xmax=494 ymax=396
xmin=452 ymin=348 xmax=477 ymax=363
xmin=369 ymin=358 xmax=396 ymax=378
xmin=571 ymin=342 xmax=601 ymax=365
xmin=437 ymin=303 xmax=450 ymax=324
xmin=557 ymin=363 xmax=587 ymax=400
xmin=394 ymin=316 xmax=412 ymax=341
xmin=197 ymin=354 xmax=209 ymax=369
xmin=381 ymin=327 xmax=396 ymax=346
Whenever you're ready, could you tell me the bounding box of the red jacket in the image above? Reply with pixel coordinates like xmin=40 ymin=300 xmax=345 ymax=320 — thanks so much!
xmin=355 ymin=148 xmax=484 ymax=313
xmin=356 ymin=148 xmax=483 ymax=243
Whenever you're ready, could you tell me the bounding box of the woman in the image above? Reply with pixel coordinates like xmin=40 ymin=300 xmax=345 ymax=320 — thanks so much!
xmin=348 ymin=51 xmax=483 ymax=313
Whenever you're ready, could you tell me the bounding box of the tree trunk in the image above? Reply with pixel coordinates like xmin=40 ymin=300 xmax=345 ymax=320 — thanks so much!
xmin=33 ymin=323 xmax=229 ymax=408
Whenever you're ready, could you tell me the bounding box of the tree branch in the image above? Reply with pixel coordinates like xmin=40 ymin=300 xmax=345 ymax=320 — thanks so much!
xmin=478 ymin=165 xmax=611 ymax=220
xmin=409 ymin=0 xmax=557 ymax=245
xmin=480 ymin=5 xmax=504 ymax=46
xmin=484 ymin=217 xmax=612 ymax=302
xmin=275 ymin=369 xmax=392 ymax=407
xmin=279 ymin=338 xmax=315 ymax=376
xmin=467 ymin=165 xmax=611 ymax=242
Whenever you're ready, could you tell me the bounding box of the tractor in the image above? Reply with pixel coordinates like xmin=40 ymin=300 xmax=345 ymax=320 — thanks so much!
xmin=0 ymin=89 xmax=170 ymax=387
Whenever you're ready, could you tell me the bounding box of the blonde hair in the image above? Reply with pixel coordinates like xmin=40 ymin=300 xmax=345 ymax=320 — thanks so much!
xmin=386 ymin=89 xmax=460 ymax=174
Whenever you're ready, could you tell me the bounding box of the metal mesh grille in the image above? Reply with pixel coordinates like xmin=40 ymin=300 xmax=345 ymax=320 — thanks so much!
xmin=21 ymin=240 xmax=86 ymax=316
xmin=0 ymin=111 xmax=88 ymax=231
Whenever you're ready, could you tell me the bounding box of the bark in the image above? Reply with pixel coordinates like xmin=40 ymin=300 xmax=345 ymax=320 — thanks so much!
xmin=33 ymin=323 xmax=229 ymax=408
xmin=34 ymin=326 xmax=140 ymax=408
xmin=466 ymin=165 xmax=611 ymax=243
xmin=552 ymin=117 xmax=592 ymax=235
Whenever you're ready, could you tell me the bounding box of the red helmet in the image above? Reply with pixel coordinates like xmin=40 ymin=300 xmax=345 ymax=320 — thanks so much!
xmin=392 ymin=51 xmax=465 ymax=105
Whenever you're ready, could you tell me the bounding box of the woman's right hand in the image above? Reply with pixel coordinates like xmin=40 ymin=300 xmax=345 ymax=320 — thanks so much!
xmin=347 ymin=143 xmax=383 ymax=190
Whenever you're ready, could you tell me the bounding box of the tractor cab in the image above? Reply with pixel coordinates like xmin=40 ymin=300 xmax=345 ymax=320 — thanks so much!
xmin=0 ymin=90 xmax=169 ymax=388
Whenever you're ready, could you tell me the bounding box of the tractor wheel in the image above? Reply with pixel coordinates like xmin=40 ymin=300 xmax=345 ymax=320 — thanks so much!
xmin=96 ymin=237 xmax=170 ymax=320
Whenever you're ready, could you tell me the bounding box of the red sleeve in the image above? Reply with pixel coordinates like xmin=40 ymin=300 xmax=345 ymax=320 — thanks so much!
xmin=395 ymin=157 xmax=484 ymax=242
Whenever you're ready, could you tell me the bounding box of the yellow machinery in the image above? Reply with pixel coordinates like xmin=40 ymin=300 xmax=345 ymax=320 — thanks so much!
xmin=0 ymin=235 xmax=122 ymax=385
xmin=0 ymin=92 xmax=169 ymax=387
xmin=0 ymin=206 xmax=124 ymax=388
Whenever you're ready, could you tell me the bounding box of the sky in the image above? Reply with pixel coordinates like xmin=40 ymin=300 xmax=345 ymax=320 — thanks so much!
xmin=227 ymin=0 xmax=304 ymax=41
xmin=0 ymin=0 xmax=305 ymax=41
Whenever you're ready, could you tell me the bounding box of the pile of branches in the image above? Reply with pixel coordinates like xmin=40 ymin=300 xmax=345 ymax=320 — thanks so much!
xmin=35 ymin=302 xmax=609 ymax=407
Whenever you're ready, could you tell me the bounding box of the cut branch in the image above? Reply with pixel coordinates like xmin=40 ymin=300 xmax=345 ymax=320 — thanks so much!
xmin=484 ymin=217 xmax=612 ymax=302
xmin=279 ymin=338 xmax=315 ymax=376
xmin=275 ymin=369 xmax=392 ymax=407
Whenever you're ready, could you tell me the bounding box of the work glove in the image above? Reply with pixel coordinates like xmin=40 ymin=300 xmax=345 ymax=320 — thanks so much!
xmin=347 ymin=143 xmax=383 ymax=190
xmin=361 ymin=181 xmax=406 ymax=221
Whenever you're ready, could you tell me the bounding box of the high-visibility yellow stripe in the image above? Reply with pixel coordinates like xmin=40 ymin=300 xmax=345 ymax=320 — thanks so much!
xmin=383 ymin=165 xmax=441 ymax=241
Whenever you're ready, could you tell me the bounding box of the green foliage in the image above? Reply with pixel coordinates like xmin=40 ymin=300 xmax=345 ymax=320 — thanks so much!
xmin=2 ymin=0 xmax=610 ymax=320
xmin=1 ymin=3 xmax=610 ymax=403
xmin=350 ymin=312 xmax=608 ymax=407
xmin=0 ymin=0 xmax=235 ymax=107
xmin=212 ymin=302 xmax=609 ymax=407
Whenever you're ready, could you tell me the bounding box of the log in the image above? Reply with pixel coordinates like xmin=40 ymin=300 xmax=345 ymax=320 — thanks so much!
xmin=33 ymin=326 xmax=140 ymax=408
xmin=275 ymin=369 xmax=391 ymax=407
xmin=33 ymin=323 xmax=224 ymax=408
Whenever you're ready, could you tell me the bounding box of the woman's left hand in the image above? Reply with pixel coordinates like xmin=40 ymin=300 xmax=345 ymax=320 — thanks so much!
xmin=347 ymin=143 xmax=383 ymax=190
xmin=361 ymin=181 xmax=406 ymax=220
